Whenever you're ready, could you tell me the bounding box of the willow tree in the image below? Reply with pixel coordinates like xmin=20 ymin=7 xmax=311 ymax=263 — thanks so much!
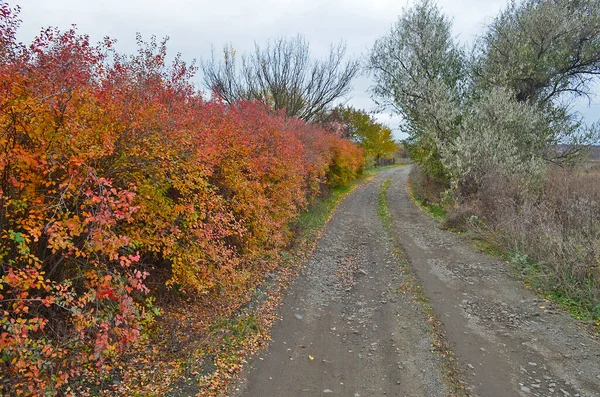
xmin=367 ymin=0 xmax=464 ymax=181
xmin=434 ymin=0 xmax=600 ymax=199
xmin=475 ymin=0 xmax=600 ymax=105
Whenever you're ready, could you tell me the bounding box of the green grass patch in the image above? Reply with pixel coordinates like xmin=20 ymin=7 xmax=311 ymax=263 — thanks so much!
xmin=377 ymin=178 xmax=393 ymax=229
xmin=424 ymin=202 xmax=446 ymax=220
xmin=550 ymin=292 xmax=600 ymax=324
xmin=508 ymin=251 xmax=600 ymax=326
xmin=295 ymin=166 xmax=399 ymax=240
xmin=369 ymin=163 xmax=403 ymax=172
xmin=212 ymin=314 xmax=262 ymax=346
xmin=472 ymin=236 xmax=505 ymax=258
xmin=406 ymin=174 xmax=447 ymax=222
xmin=412 ymin=194 xmax=447 ymax=221
xmin=295 ymin=183 xmax=356 ymax=239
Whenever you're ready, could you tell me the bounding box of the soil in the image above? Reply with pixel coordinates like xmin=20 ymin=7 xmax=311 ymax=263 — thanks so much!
xmin=229 ymin=166 xmax=600 ymax=397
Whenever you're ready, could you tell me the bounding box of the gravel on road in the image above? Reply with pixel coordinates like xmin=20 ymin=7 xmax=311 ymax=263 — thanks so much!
xmin=231 ymin=166 xmax=600 ymax=397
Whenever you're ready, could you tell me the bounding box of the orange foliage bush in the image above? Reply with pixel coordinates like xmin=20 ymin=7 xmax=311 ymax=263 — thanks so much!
xmin=0 ymin=6 xmax=363 ymax=395
xmin=325 ymin=136 xmax=365 ymax=188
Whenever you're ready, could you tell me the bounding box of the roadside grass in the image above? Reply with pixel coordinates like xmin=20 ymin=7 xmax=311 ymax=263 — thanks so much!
xmin=377 ymin=179 xmax=393 ymax=228
xmin=296 ymin=165 xmax=400 ymax=242
xmin=414 ymin=196 xmax=447 ymax=222
xmin=451 ymin=217 xmax=600 ymax=328
xmin=377 ymin=177 xmax=468 ymax=397
xmin=295 ymin=183 xmax=358 ymax=241
xmin=371 ymin=163 xmax=404 ymax=172
xmin=406 ymin=168 xmax=447 ymax=222
xmin=508 ymin=252 xmax=600 ymax=325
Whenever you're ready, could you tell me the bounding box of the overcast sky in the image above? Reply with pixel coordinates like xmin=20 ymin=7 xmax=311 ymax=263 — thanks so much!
xmin=13 ymin=0 xmax=600 ymax=140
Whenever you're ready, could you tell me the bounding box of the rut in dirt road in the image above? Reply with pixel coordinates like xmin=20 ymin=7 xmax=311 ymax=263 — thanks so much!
xmin=231 ymin=166 xmax=600 ymax=397
xmin=231 ymin=168 xmax=449 ymax=397
xmin=386 ymin=167 xmax=600 ymax=397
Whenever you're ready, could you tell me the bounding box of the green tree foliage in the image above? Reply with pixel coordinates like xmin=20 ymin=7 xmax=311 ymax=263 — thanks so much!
xmin=466 ymin=0 xmax=600 ymax=169
xmin=441 ymin=87 xmax=549 ymax=196
xmin=367 ymin=0 xmax=464 ymax=181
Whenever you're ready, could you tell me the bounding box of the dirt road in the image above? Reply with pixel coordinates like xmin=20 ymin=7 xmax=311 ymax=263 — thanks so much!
xmin=231 ymin=166 xmax=600 ymax=397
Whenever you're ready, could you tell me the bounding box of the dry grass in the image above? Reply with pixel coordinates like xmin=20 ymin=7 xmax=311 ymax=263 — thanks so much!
xmin=408 ymin=166 xmax=447 ymax=205
xmin=465 ymin=165 xmax=600 ymax=321
xmin=409 ymin=162 xmax=600 ymax=322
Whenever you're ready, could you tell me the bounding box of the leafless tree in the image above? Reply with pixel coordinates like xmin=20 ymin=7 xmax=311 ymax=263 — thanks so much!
xmin=201 ymin=35 xmax=360 ymax=122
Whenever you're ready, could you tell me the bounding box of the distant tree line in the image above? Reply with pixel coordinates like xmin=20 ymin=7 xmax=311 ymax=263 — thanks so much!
xmin=320 ymin=105 xmax=398 ymax=166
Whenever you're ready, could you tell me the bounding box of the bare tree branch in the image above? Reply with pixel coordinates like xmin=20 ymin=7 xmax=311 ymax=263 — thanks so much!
xmin=201 ymin=35 xmax=360 ymax=122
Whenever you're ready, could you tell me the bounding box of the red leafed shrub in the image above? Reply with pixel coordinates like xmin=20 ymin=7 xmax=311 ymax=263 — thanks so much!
xmin=284 ymin=117 xmax=364 ymax=191
xmin=0 ymin=6 xmax=363 ymax=395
